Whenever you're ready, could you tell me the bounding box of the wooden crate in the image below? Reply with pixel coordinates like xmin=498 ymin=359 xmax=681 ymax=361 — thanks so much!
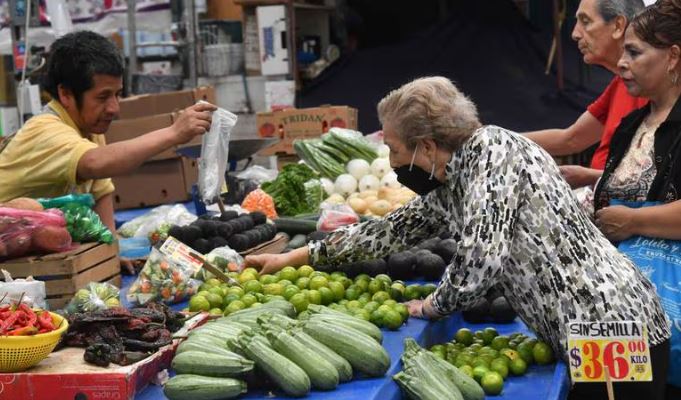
xmin=0 ymin=242 xmax=121 ymax=310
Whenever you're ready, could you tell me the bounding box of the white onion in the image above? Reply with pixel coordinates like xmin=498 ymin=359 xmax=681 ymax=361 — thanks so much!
xmin=371 ymin=158 xmax=392 ymax=178
xmin=334 ymin=174 xmax=358 ymax=196
xmin=320 ymin=178 xmax=335 ymax=196
xmin=377 ymin=144 xmax=390 ymax=158
xmin=346 ymin=159 xmax=371 ymax=180
xmin=358 ymin=174 xmax=381 ymax=192
xmin=380 ymin=172 xmax=401 ymax=189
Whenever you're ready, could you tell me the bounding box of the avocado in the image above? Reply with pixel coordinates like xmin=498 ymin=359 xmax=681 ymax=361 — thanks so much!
xmin=168 ymin=225 xmax=184 ymax=242
xmin=237 ymin=215 xmax=255 ymax=230
xmin=198 ymin=214 xmax=213 ymax=220
xmin=462 ymin=298 xmax=490 ymax=323
xmin=211 ymin=236 xmax=229 ymax=250
xmin=307 ymin=231 xmax=329 ymax=241
xmin=249 ymin=211 xmax=267 ymax=225
xmin=485 ymin=287 xmax=504 ymax=302
xmin=415 ymin=252 xmax=446 ymax=281
xmin=418 ymin=238 xmax=440 ymax=252
xmin=388 ymin=251 xmax=416 ymax=280
xmin=490 ymin=296 xmax=517 ymax=323
xmin=192 ymin=238 xmax=211 ymax=254
xmin=219 ymin=211 xmax=238 ymax=222
xmin=434 ymin=239 xmax=458 ymax=263
xmin=366 ymin=259 xmax=387 ymax=276
xmin=184 ymin=226 xmax=202 ymax=244
xmin=438 ymin=231 xmax=451 ymax=240
xmin=217 ymin=223 xmax=233 ymax=239
xmin=198 ymin=220 xmax=217 ymax=238
xmin=228 ymin=234 xmax=249 ymax=252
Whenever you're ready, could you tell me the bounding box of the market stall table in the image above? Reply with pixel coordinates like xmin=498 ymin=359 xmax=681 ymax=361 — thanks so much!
xmin=119 ymin=276 xmax=570 ymax=400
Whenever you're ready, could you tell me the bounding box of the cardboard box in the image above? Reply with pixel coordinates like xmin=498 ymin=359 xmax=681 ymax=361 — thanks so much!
xmin=0 ymin=242 xmax=120 ymax=310
xmin=0 ymin=314 xmax=207 ymax=400
xmin=257 ymin=105 xmax=358 ymax=155
xmin=113 ymin=157 xmax=198 ymax=210
xmin=207 ymin=0 xmax=242 ymax=20
xmin=0 ymin=55 xmax=15 ymax=106
xmin=118 ymin=86 xmax=216 ymax=119
xmin=257 ymin=5 xmax=289 ymax=76
xmin=0 ymin=106 xmax=19 ymax=136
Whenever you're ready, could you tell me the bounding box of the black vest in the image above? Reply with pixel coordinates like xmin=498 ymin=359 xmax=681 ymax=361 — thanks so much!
xmin=594 ymin=95 xmax=681 ymax=210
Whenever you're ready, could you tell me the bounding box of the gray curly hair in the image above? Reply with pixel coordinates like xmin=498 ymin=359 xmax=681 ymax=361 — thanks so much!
xmin=377 ymin=76 xmax=481 ymax=152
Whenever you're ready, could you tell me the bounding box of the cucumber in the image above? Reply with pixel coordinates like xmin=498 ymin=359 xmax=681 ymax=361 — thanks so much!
xmin=274 ymin=217 xmax=318 ymax=235
xmin=171 ymin=351 xmax=254 ymax=377
xmin=163 ymin=374 xmax=246 ymax=400
xmin=302 ymin=320 xmax=390 ymax=377
xmin=236 ymin=333 xmax=311 ymax=397
xmin=286 ymin=234 xmax=308 ymax=249
xmin=306 ymin=312 xmax=383 ymax=343
xmin=266 ymin=328 xmax=339 ymax=390
xmin=290 ymin=329 xmax=353 ymax=382
xmin=393 ymin=371 xmax=449 ymax=400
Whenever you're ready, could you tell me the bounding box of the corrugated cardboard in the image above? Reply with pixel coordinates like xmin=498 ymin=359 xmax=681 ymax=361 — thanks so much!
xmin=112 ymin=157 xmax=198 ymax=209
xmin=106 ymin=113 xmax=176 ymax=160
xmin=0 ymin=55 xmax=15 ymax=106
xmin=257 ymin=106 xmax=358 ymax=155
xmin=118 ymin=86 xmax=216 ymax=119
xmin=208 ymin=0 xmax=242 ymax=20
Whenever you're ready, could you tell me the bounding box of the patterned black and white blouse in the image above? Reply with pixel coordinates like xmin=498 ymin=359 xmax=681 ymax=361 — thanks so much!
xmin=309 ymin=125 xmax=671 ymax=357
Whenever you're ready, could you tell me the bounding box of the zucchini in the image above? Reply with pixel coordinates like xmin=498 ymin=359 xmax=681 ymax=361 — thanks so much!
xmin=183 ymin=333 xmax=230 ymax=350
xmin=266 ymin=327 xmax=339 ymax=390
xmin=286 ymin=234 xmax=308 ymax=250
xmin=236 ymin=333 xmax=311 ymax=397
xmin=424 ymin=350 xmax=484 ymax=400
xmin=176 ymin=340 xmax=239 ymax=357
xmin=171 ymin=351 xmax=254 ymax=377
xmin=403 ymin=362 xmax=463 ymax=400
xmin=163 ymin=374 xmax=246 ymax=400
xmin=290 ymin=329 xmax=353 ymax=382
xmin=306 ymin=310 xmax=383 ymax=343
xmin=274 ymin=217 xmax=318 ymax=235
xmin=302 ymin=320 xmax=390 ymax=377
xmin=393 ymin=371 xmax=449 ymax=400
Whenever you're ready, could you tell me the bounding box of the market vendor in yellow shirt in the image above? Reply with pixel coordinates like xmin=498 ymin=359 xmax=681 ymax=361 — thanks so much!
xmin=0 ymin=31 xmax=214 ymax=242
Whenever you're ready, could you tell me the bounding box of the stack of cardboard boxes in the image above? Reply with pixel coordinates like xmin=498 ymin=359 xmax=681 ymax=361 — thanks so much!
xmin=107 ymin=87 xmax=216 ymax=209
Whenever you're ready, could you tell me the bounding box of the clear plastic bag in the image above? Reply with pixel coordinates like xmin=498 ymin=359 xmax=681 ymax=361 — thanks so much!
xmin=235 ymin=165 xmax=278 ymax=185
xmin=0 ymin=269 xmax=47 ymax=309
xmin=126 ymin=247 xmax=201 ymax=305
xmin=198 ymin=102 xmax=238 ymax=204
xmin=62 ymin=282 xmax=120 ymax=315
xmin=317 ymin=204 xmax=359 ymax=232
xmin=38 ymin=194 xmax=113 ymax=244
xmin=0 ymin=207 xmax=72 ymax=259
xmin=117 ymin=204 xmax=197 ymax=238
xmin=194 ymin=247 xmax=244 ymax=281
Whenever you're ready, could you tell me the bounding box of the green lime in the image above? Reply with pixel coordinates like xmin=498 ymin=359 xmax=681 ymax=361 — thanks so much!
xmin=278 ymin=279 xmax=293 ymax=287
xmin=206 ymin=278 xmax=221 ymax=287
xmin=345 ymin=285 xmax=360 ymax=300
xmin=243 ymin=280 xmax=263 ymax=294
xmin=430 ymin=344 xmax=446 ymax=353
xmin=279 ymin=266 xmax=299 ymax=282
xmin=222 ymin=293 xmax=241 ymax=308
xmin=500 ymin=348 xmax=521 ymax=362
xmin=479 ymin=346 xmax=499 ymax=358
xmin=374 ymin=274 xmax=392 ymax=286
xmin=327 ymin=281 xmax=345 ymax=301
xmin=225 ymin=300 xmax=245 ymax=315
xmin=358 ymin=293 xmax=372 ymax=304
xmin=532 ymin=342 xmax=554 ymax=365
xmin=383 ymin=310 xmax=403 ymax=330
xmin=206 ymin=293 xmax=224 ymax=309
xmin=297 ymin=265 xmax=314 ymax=278
xmin=382 ymin=299 xmax=397 ymax=307
xmin=370 ymin=309 xmax=385 ymax=326
xmin=197 ymin=290 xmax=210 ymax=298
xmin=454 ymin=328 xmax=475 ymax=346
xmin=353 ymin=309 xmax=371 ymax=321
xmin=354 ymin=279 xmax=369 ymax=293
xmin=419 ymin=283 xmax=437 ymax=297
xmin=491 ymin=335 xmax=510 ymax=351
xmin=394 ymin=303 xmax=409 ymax=320
xmin=404 ymin=285 xmax=422 ymax=301
xmin=340 ymin=277 xmax=353 ymax=289
xmin=517 ymin=343 xmax=535 ymax=365
xmin=509 ymin=358 xmax=528 ymax=376
xmin=307 ymin=289 xmax=322 ymax=305
xmin=355 ymin=273 xmax=371 ymax=282
xmin=209 ymin=308 xmax=223 ymax=316
xmin=263 ymin=283 xmax=285 ymax=296
xmin=472 ymin=365 xmax=490 ymax=383
xmin=296 ymin=277 xmax=311 ymax=290
xmin=432 ymin=349 xmax=447 ymax=359
xmin=364 ymin=301 xmax=380 ymax=313
xmin=259 ymin=274 xmax=279 ymax=285
xmin=492 ymin=356 xmax=511 ymax=368
xmin=189 ymin=296 xmax=211 ymax=312
xmin=283 ymin=285 xmax=301 ymax=300
xmin=469 ymin=343 xmax=483 ymax=353
xmin=265 ymin=295 xmax=286 ymax=303
xmin=330 ymin=271 xmax=347 ymax=281
xmin=289 ymin=293 xmax=309 ymax=313
xmin=371 ymin=291 xmax=391 ymax=304
xmin=309 ymin=276 xmax=329 ymax=290
xmin=390 ymin=283 xmax=406 ymax=301
xmin=459 ymin=365 xmax=474 ymax=378
xmin=241 ymin=293 xmax=257 ymax=307
xmin=481 ymin=327 xmax=498 ymax=345
xmin=455 ymin=353 xmax=474 ymax=368
xmin=368 ymin=279 xmax=385 ymax=294
xmin=227 ymin=287 xmax=244 ymax=297
xmin=238 ymin=272 xmax=258 ymax=284
xmin=472 ymin=357 xmax=491 ymax=369
xmin=346 ymin=300 xmax=363 ymax=310
xmin=242 ymin=267 xmax=259 ymax=276
xmin=490 ymin=359 xmax=509 ymax=379
xmin=208 ymin=287 xmax=224 ymax=297
xmin=481 ymin=371 xmax=504 ymax=395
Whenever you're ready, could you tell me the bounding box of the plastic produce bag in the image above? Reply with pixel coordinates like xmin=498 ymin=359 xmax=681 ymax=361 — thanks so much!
xmin=38 ymin=194 xmax=113 ymax=244
xmin=62 ymin=282 xmax=120 ymax=315
xmin=317 ymin=204 xmax=359 ymax=232
xmin=198 ymin=102 xmax=238 ymax=204
xmin=117 ymin=204 xmax=197 ymax=238
xmin=0 ymin=207 xmax=72 ymax=259
xmin=235 ymin=165 xmax=278 ymax=185
xmin=126 ymin=247 xmax=201 ymax=305
xmin=193 ymin=247 xmax=244 ymax=281
xmin=0 ymin=269 xmax=47 ymax=309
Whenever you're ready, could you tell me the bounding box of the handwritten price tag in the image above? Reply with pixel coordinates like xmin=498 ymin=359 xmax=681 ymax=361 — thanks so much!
xmin=567 ymin=321 xmax=652 ymax=382
xmin=159 ymin=236 xmax=204 ymax=274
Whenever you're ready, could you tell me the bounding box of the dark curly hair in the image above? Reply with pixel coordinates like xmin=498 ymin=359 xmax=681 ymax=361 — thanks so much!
xmin=631 ymin=0 xmax=681 ymax=49
xmin=42 ymin=31 xmax=124 ymax=108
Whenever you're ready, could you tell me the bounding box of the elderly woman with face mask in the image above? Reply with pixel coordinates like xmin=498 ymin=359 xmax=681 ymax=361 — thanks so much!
xmin=246 ymin=76 xmax=671 ymax=399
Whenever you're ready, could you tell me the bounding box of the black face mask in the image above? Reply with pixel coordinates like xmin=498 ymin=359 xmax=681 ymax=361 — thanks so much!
xmin=394 ymin=145 xmax=443 ymax=195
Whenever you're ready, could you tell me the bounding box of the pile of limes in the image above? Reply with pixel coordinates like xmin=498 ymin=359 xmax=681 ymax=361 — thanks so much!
xmin=429 ymin=327 xmax=555 ymax=395
xmin=186 ymin=265 xmax=436 ymax=330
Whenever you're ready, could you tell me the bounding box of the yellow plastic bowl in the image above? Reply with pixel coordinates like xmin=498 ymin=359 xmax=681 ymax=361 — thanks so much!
xmin=0 ymin=311 xmax=69 ymax=372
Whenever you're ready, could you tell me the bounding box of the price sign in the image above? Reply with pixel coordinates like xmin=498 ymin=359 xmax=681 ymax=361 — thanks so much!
xmin=567 ymin=321 xmax=652 ymax=382
xmin=159 ymin=236 xmax=204 ymax=274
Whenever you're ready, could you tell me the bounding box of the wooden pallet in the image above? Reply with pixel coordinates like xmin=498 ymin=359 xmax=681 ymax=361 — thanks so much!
xmin=0 ymin=242 xmax=121 ymax=310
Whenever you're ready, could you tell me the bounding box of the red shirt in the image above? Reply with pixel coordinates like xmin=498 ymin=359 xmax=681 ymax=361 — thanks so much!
xmin=587 ymin=76 xmax=648 ymax=169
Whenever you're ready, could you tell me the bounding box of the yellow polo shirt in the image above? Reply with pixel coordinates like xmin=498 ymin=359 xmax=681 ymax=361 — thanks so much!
xmin=0 ymin=100 xmax=115 ymax=202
